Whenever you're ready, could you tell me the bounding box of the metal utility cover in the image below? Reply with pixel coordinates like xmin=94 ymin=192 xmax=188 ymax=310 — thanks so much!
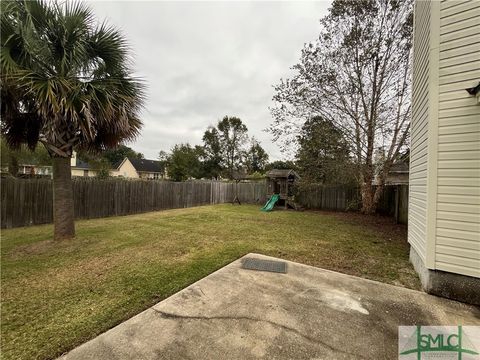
xmin=241 ymin=258 xmax=287 ymax=273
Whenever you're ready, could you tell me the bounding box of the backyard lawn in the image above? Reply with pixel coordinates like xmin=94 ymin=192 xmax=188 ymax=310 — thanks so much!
xmin=1 ymin=204 xmax=420 ymax=360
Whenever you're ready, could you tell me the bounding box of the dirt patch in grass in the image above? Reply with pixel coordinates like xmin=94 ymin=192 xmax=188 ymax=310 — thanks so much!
xmin=313 ymin=210 xmax=408 ymax=241
xmin=8 ymin=239 xmax=56 ymax=258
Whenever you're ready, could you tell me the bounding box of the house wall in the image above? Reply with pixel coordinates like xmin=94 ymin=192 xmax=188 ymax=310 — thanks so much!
xmin=112 ymin=158 xmax=139 ymax=178
xmin=71 ymin=152 xmax=77 ymax=167
xmin=70 ymin=152 xmax=97 ymax=177
xmin=385 ymin=173 xmax=409 ymax=185
xmin=435 ymin=0 xmax=480 ymax=278
xmin=71 ymin=168 xmax=97 ymax=177
xmin=138 ymin=172 xmax=163 ymax=180
xmin=410 ymin=0 xmax=480 ymax=282
xmin=409 ymin=0 xmax=432 ymax=265
xmin=18 ymin=165 xmax=52 ymax=176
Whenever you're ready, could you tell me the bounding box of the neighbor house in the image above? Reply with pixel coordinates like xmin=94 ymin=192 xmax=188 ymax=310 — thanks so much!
xmin=7 ymin=151 xmax=96 ymax=177
xmin=16 ymin=164 xmax=52 ymax=177
xmin=70 ymin=152 xmax=99 ymax=177
xmin=409 ymin=0 xmax=479 ymax=304
xmin=386 ymin=161 xmax=409 ymax=186
xmin=374 ymin=151 xmax=410 ymax=186
xmin=386 ymin=152 xmax=410 ymax=186
xmin=112 ymin=157 xmax=166 ymax=179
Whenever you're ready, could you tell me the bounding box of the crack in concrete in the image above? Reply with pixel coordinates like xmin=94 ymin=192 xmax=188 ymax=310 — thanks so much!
xmin=151 ymin=309 xmax=366 ymax=359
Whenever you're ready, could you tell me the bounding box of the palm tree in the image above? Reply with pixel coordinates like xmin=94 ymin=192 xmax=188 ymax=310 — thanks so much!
xmin=1 ymin=1 xmax=145 ymax=240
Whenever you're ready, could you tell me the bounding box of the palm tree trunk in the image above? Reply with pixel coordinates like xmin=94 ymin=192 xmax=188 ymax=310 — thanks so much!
xmin=52 ymin=157 xmax=75 ymax=240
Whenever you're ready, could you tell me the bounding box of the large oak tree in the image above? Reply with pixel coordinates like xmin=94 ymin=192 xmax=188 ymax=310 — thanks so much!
xmin=1 ymin=1 xmax=145 ymax=239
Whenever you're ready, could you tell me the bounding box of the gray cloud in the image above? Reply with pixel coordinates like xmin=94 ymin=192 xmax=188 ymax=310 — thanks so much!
xmin=87 ymin=1 xmax=331 ymax=160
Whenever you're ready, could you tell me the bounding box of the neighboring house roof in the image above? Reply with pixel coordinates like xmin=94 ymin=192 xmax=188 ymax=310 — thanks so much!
xmin=74 ymin=159 xmax=91 ymax=170
xmin=373 ymin=155 xmax=410 ymax=185
xmin=113 ymin=159 xmax=126 ymax=169
xmin=266 ymin=169 xmax=300 ymax=179
xmin=389 ymin=161 xmax=409 ymax=174
xmin=385 ymin=163 xmax=409 ymax=185
xmin=127 ymin=158 xmax=165 ymax=173
xmin=389 ymin=150 xmax=410 ymax=174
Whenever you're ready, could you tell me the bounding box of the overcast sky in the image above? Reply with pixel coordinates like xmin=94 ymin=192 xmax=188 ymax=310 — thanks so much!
xmin=87 ymin=1 xmax=332 ymax=161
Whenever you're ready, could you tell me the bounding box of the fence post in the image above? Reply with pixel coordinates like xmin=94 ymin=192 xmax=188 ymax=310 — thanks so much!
xmin=210 ymin=180 xmax=213 ymax=204
xmin=394 ymin=186 xmax=400 ymax=224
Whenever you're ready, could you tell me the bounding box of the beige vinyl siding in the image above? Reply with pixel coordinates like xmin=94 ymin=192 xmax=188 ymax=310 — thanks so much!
xmin=71 ymin=168 xmax=97 ymax=177
xmin=435 ymin=0 xmax=480 ymax=278
xmin=409 ymin=0 xmax=432 ymax=262
xmin=111 ymin=158 xmax=139 ymax=179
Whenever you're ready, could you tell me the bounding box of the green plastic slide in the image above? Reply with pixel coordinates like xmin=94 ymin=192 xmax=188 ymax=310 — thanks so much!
xmin=261 ymin=194 xmax=280 ymax=212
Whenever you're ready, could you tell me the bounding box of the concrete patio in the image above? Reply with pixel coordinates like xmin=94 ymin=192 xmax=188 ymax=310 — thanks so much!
xmin=60 ymin=253 xmax=480 ymax=359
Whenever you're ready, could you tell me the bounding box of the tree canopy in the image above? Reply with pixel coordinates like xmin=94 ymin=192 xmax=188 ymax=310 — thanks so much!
xmin=217 ymin=116 xmax=248 ymax=179
xmin=165 ymin=116 xmax=269 ymax=180
xmin=103 ymin=145 xmax=144 ymax=167
xmin=202 ymin=126 xmax=223 ymax=179
xmin=1 ymin=136 xmax=51 ymax=176
xmin=167 ymin=143 xmax=203 ymax=182
xmin=265 ymin=160 xmax=297 ymax=171
xmin=245 ymin=137 xmax=269 ymax=174
xmin=296 ymin=116 xmax=354 ymax=185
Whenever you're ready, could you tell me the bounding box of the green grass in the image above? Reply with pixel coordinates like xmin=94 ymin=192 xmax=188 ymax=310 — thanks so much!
xmin=1 ymin=204 xmax=420 ymax=360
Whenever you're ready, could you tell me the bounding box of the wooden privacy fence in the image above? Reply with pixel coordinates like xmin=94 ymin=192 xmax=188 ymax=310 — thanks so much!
xmin=0 ymin=178 xmax=267 ymax=228
xmin=296 ymin=183 xmax=408 ymax=224
xmin=296 ymin=184 xmax=361 ymax=211
xmin=1 ymin=178 xmax=407 ymax=229
xmin=210 ymin=181 xmax=266 ymax=205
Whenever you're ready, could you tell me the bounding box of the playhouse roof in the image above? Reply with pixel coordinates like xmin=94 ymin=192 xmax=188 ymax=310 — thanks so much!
xmin=266 ymin=169 xmax=300 ymax=179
